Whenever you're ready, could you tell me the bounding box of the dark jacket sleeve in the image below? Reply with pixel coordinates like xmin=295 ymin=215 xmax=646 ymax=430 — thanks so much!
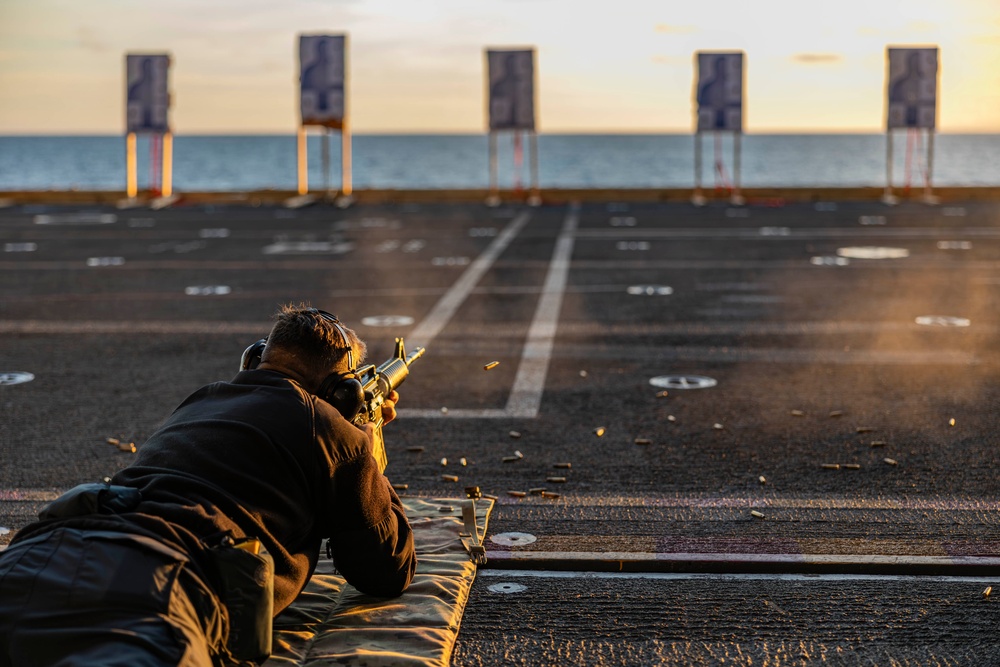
xmin=326 ymin=453 xmax=416 ymax=597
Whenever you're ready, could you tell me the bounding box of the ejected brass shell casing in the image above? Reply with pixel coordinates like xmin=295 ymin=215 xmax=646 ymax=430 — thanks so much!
xmin=541 ymin=491 xmax=561 ymax=499
xmin=407 ymin=446 xmax=425 ymax=453
xmin=502 ymin=456 xmax=520 ymax=463
xmin=507 ymin=490 xmax=527 ymax=498
xmin=842 ymin=464 xmax=861 ymax=470
xmin=118 ymin=442 xmax=136 ymax=453
xmin=790 ymin=410 xmax=804 ymax=417
xmin=484 ymin=361 xmax=500 ymax=371
xmin=634 ymin=438 xmax=651 ymax=445
xmin=442 ymin=474 xmax=459 ymax=482
xmin=856 ymin=427 xmax=875 ymax=434
xmin=750 ymin=510 xmax=765 ymax=519
xmin=546 ymin=476 xmax=567 ymax=483
xmin=655 ymin=391 xmax=669 ymax=398
xmin=759 ymin=476 xmax=767 ymax=485
xmin=822 ymin=464 xmax=841 ymax=470
xmin=593 ymin=427 xmax=606 ymax=437
xmin=553 ymin=463 xmax=572 ymax=469
xmin=884 ymin=458 xmax=898 ymax=466
xmin=870 ymin=441 xmax=887 ymax=448
xmin=392 ymin=484 xmax=409 ymax=491
xmin=829 ymin=410 xmax=844 ymax=418
xmin=528 ymin=487 xmax=546 ymax=495
xmin=509 ymin=431 xmax=522 ymax=439
xmin=106 ymin=437 xmax=120 ymax=446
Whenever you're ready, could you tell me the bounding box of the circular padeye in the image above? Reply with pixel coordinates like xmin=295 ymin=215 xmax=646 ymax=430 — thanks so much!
xmin=915 ymin=316 xmax=971 ymax=328
xmin=361 ymin=315 xmax=415 ymax=327
xmin=489 ymin=532 xmax=537 ymax=547
xmin=836 ymin=247 xmax=909 ymax=260
xmin=649 ymin=375 xmax=717 ymax=390
xmin=0 ymin=372 xmax=35 ymax=386
xmin=488 ymin=582 xmax=528 ymax=594
xmin=627 ymin=285 xmax=673 ymax=296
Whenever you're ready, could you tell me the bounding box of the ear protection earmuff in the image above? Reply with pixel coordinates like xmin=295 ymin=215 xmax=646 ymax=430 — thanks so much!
xmin=240 ymin=308 xmax=365 ymax=422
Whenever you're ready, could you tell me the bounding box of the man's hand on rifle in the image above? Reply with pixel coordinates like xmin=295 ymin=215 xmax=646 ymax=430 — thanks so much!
xmin=381 ymin=390 xmax=399 ymax=425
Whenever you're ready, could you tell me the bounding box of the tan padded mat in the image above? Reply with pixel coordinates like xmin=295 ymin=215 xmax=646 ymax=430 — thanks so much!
xmin=264 ymin=496 xmax=494 ymax=667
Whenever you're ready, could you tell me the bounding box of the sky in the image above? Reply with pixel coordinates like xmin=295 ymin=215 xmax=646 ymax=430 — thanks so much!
xmin=1 ymin=0 xmax=999 ymax=134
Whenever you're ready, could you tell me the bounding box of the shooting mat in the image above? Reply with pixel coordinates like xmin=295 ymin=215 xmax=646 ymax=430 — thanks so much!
xmin=264 ymin=496 xmax=495 ymax=667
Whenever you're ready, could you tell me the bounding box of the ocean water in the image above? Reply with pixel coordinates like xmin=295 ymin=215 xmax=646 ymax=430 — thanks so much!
xmin=0 ymin=133 xmax=998 ymax=192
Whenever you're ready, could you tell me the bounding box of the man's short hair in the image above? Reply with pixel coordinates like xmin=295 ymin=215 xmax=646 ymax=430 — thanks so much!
xmin=263 ymin=303 xmax=366 ymax=371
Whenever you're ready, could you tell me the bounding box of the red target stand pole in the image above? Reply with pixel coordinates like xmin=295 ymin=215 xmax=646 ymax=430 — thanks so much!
xmin=692 ymin=130 xmax=742 ymax=207
xmin=920 ymin=128 xmax=938 ymax=205
xmin=487 ymin=129 xmax=539 ymax=207
xmin=882 ymin=127 xmax=937 ymax=206
xmin=125 ymin=130 xmax=173 ymax=205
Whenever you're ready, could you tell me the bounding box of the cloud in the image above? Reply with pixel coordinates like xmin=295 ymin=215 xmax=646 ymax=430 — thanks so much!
xmin=791 ymin=53 xmax=843 ymax=64
xmin=654 ymin=24 xmax=697 ymax=34
xmin=906 ymin=20 xmax=937 ymax=33
xmin=76 ymin=26 xmax=109 ymax=54
xmin=650 ymin=55 xmax=688 ymax=66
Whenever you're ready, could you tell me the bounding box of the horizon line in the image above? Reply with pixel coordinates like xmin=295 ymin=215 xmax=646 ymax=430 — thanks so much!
xmin=2 ymin=129 xmax=999 ymax=137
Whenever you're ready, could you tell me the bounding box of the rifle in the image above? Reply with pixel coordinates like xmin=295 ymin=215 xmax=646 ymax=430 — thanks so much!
xmin=350 ymin=338 xmax=425 ymax=471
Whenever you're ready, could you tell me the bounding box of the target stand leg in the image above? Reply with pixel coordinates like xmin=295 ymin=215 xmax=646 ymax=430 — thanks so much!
xmin=485 ymin=131 xmax=501 ymax=207
xmin=691 ymin=131 xmax=706 ymax=207
xmin=881 ymin=129 xmax=899 ymax=206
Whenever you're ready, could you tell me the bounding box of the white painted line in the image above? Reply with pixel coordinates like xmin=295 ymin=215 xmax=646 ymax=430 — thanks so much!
xmin=406 ymin=212 xmax=531 ymax=348
xmin=2 ymin=318 xmax=976 ymax=338
xmin=505 ymin=206 xmax=579 ymax=418
xmin=478 ymin=569 xmax=998 ymax=584
xmin=574 ymin=227 xmax=1000 ymax=240
xmin=491 ymin=493 xmax=1000 ymax=511
xmin=0 ymin=321 xmax=272 ymax=335
xmin=34 ymin=213 xmax=117 ymax=226
xmin=399 ymin=207 xmax=582 ymax=421
xmin=396 ymin=408 xmax=509 ymax=419
xmin=485 ymin=550 xmax=1000 ymax=569
xmin=0 ymin=489 xmax=60 ymax=501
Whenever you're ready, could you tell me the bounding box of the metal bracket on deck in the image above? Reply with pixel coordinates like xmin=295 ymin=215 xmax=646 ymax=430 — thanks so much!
xmin=460 ymin=487 xmax=488 ymax=566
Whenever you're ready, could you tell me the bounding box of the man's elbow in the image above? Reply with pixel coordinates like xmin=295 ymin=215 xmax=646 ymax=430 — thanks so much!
xmin=353 ymin=553 xmax=416 ymax=598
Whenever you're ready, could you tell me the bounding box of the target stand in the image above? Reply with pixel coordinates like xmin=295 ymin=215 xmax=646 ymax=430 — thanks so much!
xmin=882 ymin=46 xmax=940 ymax=206
xmin=485 ymin=48 xmax=540 ymax=208
xmin=295 ymin=34 xmax=352 ymax=209
xmin=691 ymin=51 xmax=745 ymax=207
xmin=122 ymin=53 xmax=175 ymax=209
